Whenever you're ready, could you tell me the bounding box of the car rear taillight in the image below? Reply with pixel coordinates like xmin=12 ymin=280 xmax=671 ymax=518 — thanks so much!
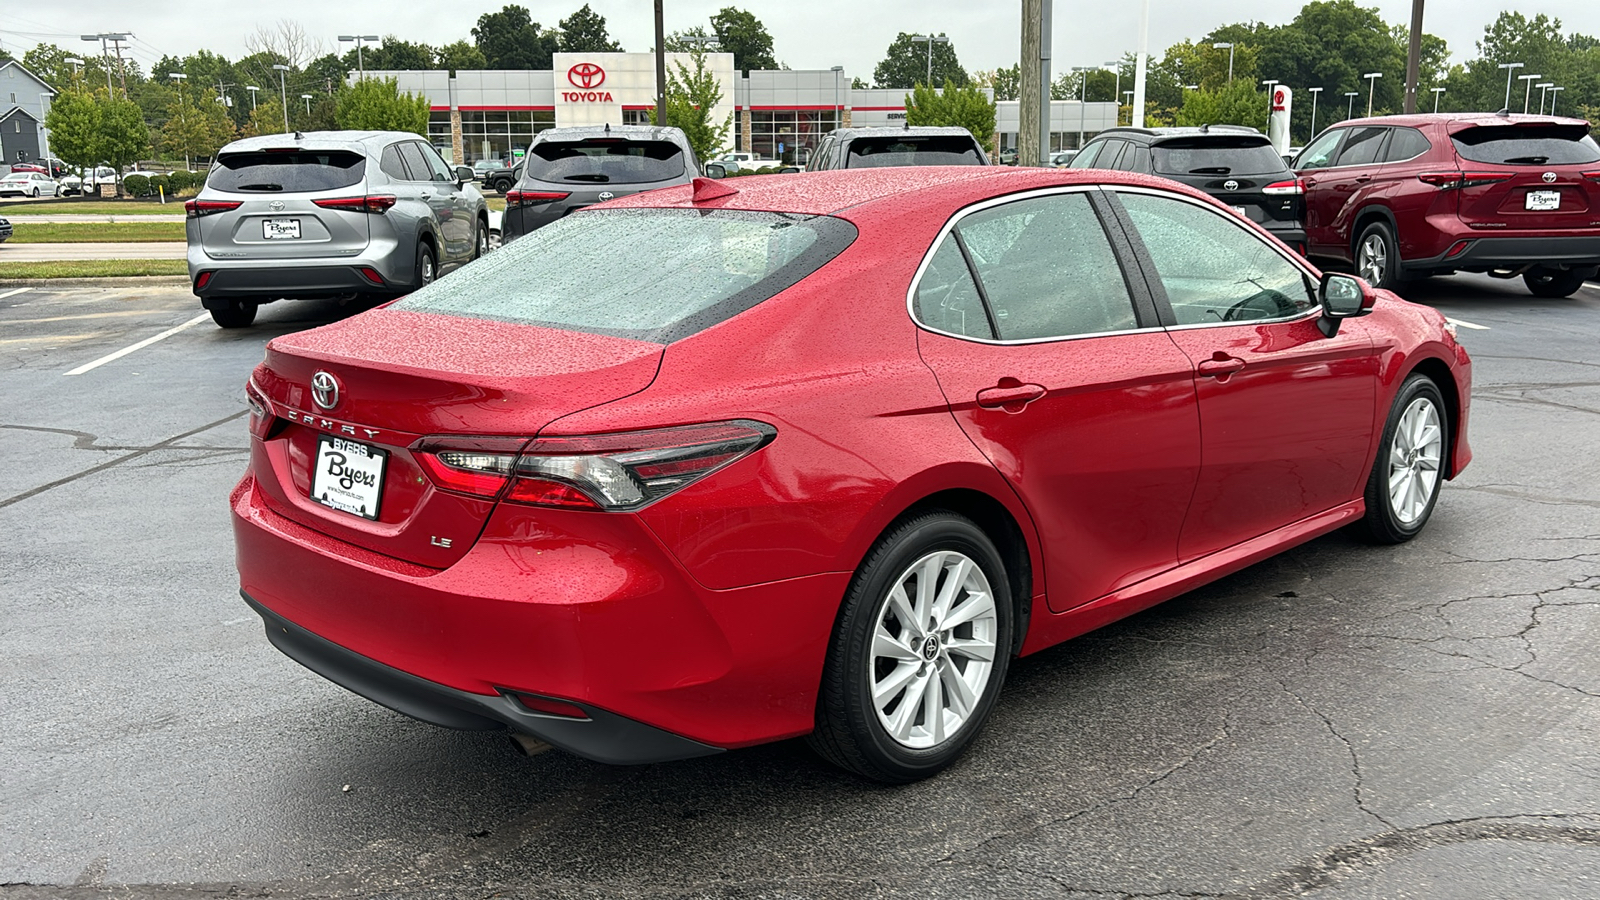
xmin=1417 ymin=171 xmax=1515 ymax=189
xmin=411 ymin=436 xmax=530 ymax=498
xmin=244 ymin=379 xmax=276 ymax=439
xmin=510 ymin=420 xmax=776 ymax=511
xmin=1584 ymin=171 xmax=1600 ymax=182
xmin=312 ymin=195 xmax=397 ymax=213
xmin=504 ymin=190 xmax=571 ymax=209
xmin=1262 ymin=178 xmax=1305 ymax=195
xmin=185 ymin=199 xmax=243 ymax=218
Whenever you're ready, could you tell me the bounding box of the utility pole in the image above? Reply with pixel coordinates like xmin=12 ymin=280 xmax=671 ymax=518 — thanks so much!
xmin=1019 ymin=0 xmax=1043 ymax=167
xmin=169 ymin=72 xmax=189 ymax=171
xmin=654 ymin=0 xmax=667 ymax=127
xmin=1038 ymin=3 xmax=1052 ymax=159
xmin=1403 ymin=0 xmax=1423 ymax=113
xmin=109 ymin=34 xmax=130 ymax=97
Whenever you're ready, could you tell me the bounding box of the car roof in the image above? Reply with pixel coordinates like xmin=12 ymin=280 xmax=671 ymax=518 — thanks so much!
xmin=533 ymin=124 xmax=688 ymax=143
xmin=1092 ymin=125 xmax=1265 ymax=143
xmin=218 ymin=130 xmax=424 ymax=154
xmin=827 ymin=126 xmax=978 ymax=140
xmin=1326 ymin=112 xmax=1591 ymax=130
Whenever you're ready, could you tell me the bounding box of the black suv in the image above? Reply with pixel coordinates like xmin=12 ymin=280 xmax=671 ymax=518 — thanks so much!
xmin=1072 ymin=126 xmax=1307 ymax=255
xmin=501 ymin=125 xmax=699 ymax=244
xmin=805 ymin=126 xmax=991 ymax=171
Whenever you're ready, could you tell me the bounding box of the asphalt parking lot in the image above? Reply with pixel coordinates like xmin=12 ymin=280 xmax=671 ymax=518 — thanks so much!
xmin=2 ymin=275 xmax=1599 ymax=899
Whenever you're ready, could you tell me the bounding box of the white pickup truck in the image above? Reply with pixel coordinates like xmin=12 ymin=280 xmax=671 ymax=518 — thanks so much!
xmin=712 ymin=151 xmax=781 ymax=173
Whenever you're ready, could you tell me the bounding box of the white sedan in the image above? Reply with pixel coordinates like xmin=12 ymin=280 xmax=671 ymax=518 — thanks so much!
xmin=0 ymin=171 xmax=59 ymax=197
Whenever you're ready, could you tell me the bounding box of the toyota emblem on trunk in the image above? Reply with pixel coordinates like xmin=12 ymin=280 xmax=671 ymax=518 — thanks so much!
xmin=598 ymin=191 xmax=614 ymax=201
xmin=269 ymin=200 xmax=285 ymax=211
xmin=311 ymin=371 xmax=340 ymax=410
xmin=1543 ymin=171 xmax=1558 ymax=183
xmin=568 ymin=63 xmax=606 ymax=89
xmin=1223 ymin=179 xmax=1239 ymax=192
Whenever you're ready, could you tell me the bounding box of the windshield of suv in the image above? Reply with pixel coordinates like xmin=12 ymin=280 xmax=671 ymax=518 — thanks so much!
xmin=526 ymin=139 xmax=686 ymax=184
xmin=1451 ymin=125 xmax=1600 ymax=165
xmin=208 ymin=150 xmax=366 ymax=193
xmin=846 ymin=136 xmax=983 ymax=167
xmin=394 ymin=208 xmax=858 ymax=343
xmin=1153 ymin=137 xmax=1287 ymax=176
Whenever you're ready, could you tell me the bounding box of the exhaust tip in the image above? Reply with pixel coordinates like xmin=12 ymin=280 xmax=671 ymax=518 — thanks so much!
xmin=509 ymin=732 xmax=554 ymax=757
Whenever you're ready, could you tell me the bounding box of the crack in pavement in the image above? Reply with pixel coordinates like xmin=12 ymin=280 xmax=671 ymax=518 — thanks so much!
xmin=1276 ymin=681 xmax=1396 ymax=830
xmin=0 ymin=412 xmax=248 ymax=511
xmin=1448 ymin=483 xmax=1600 ymax=510
xmin=0 ymin=422 xmax=246 ymax=453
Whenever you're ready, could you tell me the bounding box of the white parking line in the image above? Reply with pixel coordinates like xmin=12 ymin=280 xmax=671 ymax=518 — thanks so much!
xmin=65 ymin=312 xmax=211 ymax=376
xmin=1446 ymin=317 xmax=1491 ymax=331
xmin=0 ymin=287 xmax=31 ymax=300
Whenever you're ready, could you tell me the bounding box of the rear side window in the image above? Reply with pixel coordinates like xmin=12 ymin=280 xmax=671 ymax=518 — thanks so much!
xmin=527 ymin=140 xmax=686 ymax=184
xmin=394 ymin=209 xmax=857 ymax=343
xmin=208 ymin=150 xmax=365 ymax=193
xmin=379 ymin=145 xmax=411 ymax=180
xmin=846 ymin=136 xmax=983 ymax=168
xmin=914 ymin=237 xmax=992 ymax=339
xmin=1153 ymin=137 xmax=1286 ymax=177
xmin=1067 ymin=142 xmax=1104 ymax=168
xmin=397 ymin=143 xmax=434 ymax=182
xmin=1384 ymin=127 xmax=1431 ymax=162
xmin=1451 ymin=125 xmax=1600 ymax=165
xmin=1334 ymin=127 xmax=1388 ymax=167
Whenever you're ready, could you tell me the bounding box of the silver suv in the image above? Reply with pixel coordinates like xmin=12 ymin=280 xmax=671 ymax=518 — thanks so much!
xmin=803 ymin=126 xmax=991 ymax=170
xmin=500 ymin=125 xmax=698 ymax=244
xmin=187 ymin=131 xmax=488 ymax=328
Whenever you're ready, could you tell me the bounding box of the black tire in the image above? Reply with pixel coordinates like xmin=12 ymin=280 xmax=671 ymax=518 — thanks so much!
xmin=808 ymin=510 xmax=1014 ymax=783
xmin=473 ymin=218 xmax=489 ymax=259
xmin=208 ymin=299 xmax=258 ymax=329
xmin=1523 ymin=266 xmax=1588 ymax=299
xmin=1354 ymin=221 xmax=1403 ymax=291
xmin=415 ymin=241 xmax=437 ymax=289
xmin=1353 ymin=373 xmax=1448 ymax=544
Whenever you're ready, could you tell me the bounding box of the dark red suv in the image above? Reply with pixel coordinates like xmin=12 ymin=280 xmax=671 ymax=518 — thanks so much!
xmin=1294 ymin=113 xmax=1600 ymax=297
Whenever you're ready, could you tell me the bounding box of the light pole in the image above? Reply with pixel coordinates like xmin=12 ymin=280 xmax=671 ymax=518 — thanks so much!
xmin=909 ymin=34 xmax=950 ymax=86
xmin=1550 ymin=85 xmax=1564 ymax=115
xmin=1072 ymin=65 xmax=1093 ymax=151
xmin=1536 ymin=82 xmax=1553 ymax=114
xmin=273 ymin=64 xmax=291 ymax=134
xmin=1431 ymin=86 xmax=1445 ymax=112
xmin=39 ymin=92 xmax=55 ymax=163
xmin=80 ymin=34 xmax=117 ymax=95
xmin=1363 ymin=72 xmax=1382 ymax=116
xmin=169 ymin=73 xmax=190 ymax=171
xmin=1518 ymin=73 xmax=1541 ymax=114
xmin=1307 ymin=86 xmax=1323 ymax=139
xmin=1497 ymin=61 xmax=1523 ymax=110
xmin=830 ymin=66 xmax=843 ymax=132
xmin=338 ymin=35 xmax=380 ymax=80
xmin=245 ymin=85 xmax=259 ymax=110
xmin=1122 ymin=89 xmax=1133 ymax=125
xmin=1345 ymin=91 xmax=1359 ymax=119
xmin=1106 ymin=61 xmax=1122 ymax=118
xmin=301 ymin=93 xmax=313 ymax=116
xmin=1212 ymin=42 xmax=1235 ymax=84
xmin=64 ymin=57 xmax=84 ymax=87
xmin=1261 ymin=78 xmax=1278 ymax=127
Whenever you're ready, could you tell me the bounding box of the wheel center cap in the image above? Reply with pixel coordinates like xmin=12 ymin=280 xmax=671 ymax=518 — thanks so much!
xmin=922 ymin=636 xmax=940 ymax=660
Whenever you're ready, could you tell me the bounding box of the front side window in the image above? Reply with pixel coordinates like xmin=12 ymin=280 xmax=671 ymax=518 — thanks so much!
xmin=1295 ymin=129 xmax=1344 ymax=170
xmin=954 ymin=193 xmax=1139 ymax=341
xmin=418 ymin=143 xmax=455 ymax=182
xmin=1117 ymin=192 xmax=1316 ymax=326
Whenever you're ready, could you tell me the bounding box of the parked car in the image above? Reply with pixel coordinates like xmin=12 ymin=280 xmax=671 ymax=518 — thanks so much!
xmin=805 ymin=126 xmax=991 ymax=171
xmin=0 ymin=171 xmax=60 ymax=197
xmin=59 ymin=166 xmax=119 ymax=196
xmin=471 ymin=159 xmax=507 ymax=182
xmin=712 ymin=150 xmax=781 ymax=173
xmin=232 ymin=165 xmax=1471 ymax=783
xmin=1049 ymin=150 xmax=1077 ymax=168
xmin=998 ymin=147 xmax=1019 ymax=165
xmin=484 ymin=161 xmax=521 ymax=194
xmin=0 ymin=216 xmax=11 ymax=242
xmin=1073 ymin=125 xmax=1308 ymax=256
xmin=1293 ymin=112 xmax=1600 ymax=297
xmin=186 ymin=130 xmax=489 ymax=328
xmin=499 ymin=124 xmax=699 ymax=244
xmin=7 ymin=161 xmax=46 ymax=175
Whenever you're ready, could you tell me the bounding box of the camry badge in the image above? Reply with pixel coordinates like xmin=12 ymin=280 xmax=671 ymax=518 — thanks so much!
xmin=269 ymin=200 xmax=286 ymax=211
xmin=1543 ymin=172 xmax=1558 ymax=184
xmin=310 ymin=371 xmax=340 ymax=410
xmin=1223 ymin=179 xmax=1239 ymax=192
xmin=598 ymin=191 xmax=615 ymax=201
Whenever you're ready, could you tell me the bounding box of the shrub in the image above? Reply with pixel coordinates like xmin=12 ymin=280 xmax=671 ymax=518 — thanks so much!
xmin=123 ymin=174 xmax=149 ymax=196
xmin=147 ymin=174 xmax=170 ymax=197
xmin=167 ymin=170 xmax=193 ymax=193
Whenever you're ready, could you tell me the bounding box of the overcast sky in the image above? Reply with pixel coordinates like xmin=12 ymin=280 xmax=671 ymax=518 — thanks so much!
xmin=7 ymin=1 xmax=1599 ymax=82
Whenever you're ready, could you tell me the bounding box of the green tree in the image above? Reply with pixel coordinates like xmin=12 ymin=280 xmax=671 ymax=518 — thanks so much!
xmin=710 ymin=7 xmax=779 ymax=74
xmin=335 ymin=77 xmax=429 ymax=134
xmin=1175 ymin=78 xmax=1269 ymax=129
xmin=904 ymin=80 xmax=997 ymax=143
xmin=42 ymin=89 xmax=102 ymax=174
xmin=975 ymin=64 xmax=1020 ymax=101
xmin=473 ymin=5 xmax=560 ymax=70
xmin=348 ymin=37 xmax=436 ymax=72
xmin=99 ymin=96 xmax=151 ymax=177
xmin=435 ymin=40 xmax=488 ymax=73
xmin=1257 ymin=1 xmax=1408 ymax=122
xmin=558 ymin=4 xmax=623 ymax=53
xmin=873 ymin=33 xmax=969 ymax=89
xmin=25 ymin=43 xmax=106 ymax=91
xmin=650 ymin=50 xmax=730 ymax=164
xmin=161 ymin=89 xmax=236 ymax=164
xmin=242 ymin=97 xmax=288 ymax=138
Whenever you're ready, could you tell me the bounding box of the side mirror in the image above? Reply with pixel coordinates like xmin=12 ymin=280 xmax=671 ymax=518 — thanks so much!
xmin=1318 ymin=272 xmax=1376 ymax=337
xmin=778 ymin=166 xmax=801 ymax=174
xmin=703 ymin=163 xmax=727 ymax=179
xmin=455 ymin=165 xmax=474 ymax=184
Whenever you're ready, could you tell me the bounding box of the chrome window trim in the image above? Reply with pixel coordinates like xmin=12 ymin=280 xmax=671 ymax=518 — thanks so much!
xmin=1109 ymin=184 xmax=1325 ymax=328
xmin=905 ymin=184 xmax=1163 ymax=346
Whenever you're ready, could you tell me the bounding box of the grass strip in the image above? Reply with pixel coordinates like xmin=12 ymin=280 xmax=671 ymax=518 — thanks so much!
xmin=0 ymin=201 xmax=184 ymax=216
xmin=6 ymin=222 xmax=186 ymax=243
xmin=485 ymin=196 xmax=506 ymax=212
xmin=0 ymin=259 xmax=188 ymax=279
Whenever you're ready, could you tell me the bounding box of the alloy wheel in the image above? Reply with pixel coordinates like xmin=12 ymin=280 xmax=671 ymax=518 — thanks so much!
xmin=1387 ymin=397 xmax=1443 ymax=526
xmin=1359 ymin=234 xmax=1387 ymax=285
xmin=420 ymin=254 xmax=435 ymax=285
xmin=870 ymin=550 xmax=998 ymax=749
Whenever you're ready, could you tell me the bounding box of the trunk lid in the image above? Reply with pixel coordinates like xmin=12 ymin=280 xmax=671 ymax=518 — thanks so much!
xmin=250 ymin=309 xmax=664 ymax=567
xmin=197 ymin=148 xmax=373 ymax=260
xmin=1151 ymin=136 xmax=1302 ymax=228
xmin=1451 ymin=122 xmax=1600 ymax=232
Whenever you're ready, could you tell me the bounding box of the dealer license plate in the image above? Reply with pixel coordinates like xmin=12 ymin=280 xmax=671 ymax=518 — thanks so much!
xmin=1525 ymin=190 xmax=1561 ymax=211
xmin=310 ymin=435 xmax=387 ymax=520
xmin=263 ymin=218 xmax=301 ymax=240
xmin=1232 ymin=205 xmax=1250 ymax=218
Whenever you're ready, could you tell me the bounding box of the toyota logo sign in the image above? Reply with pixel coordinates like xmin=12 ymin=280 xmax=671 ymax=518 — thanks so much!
xmin=311 ymin=371 xmax=341 ymax=411
xmin=1543 ymin=171 xmax=1558 ymax=184
xmin=568 ymin=63 xmax=606 ymax=90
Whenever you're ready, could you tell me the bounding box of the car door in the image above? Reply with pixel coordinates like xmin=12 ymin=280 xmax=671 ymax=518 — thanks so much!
xmin=397 ymin=141 xmax=459 ymax=263
xmin=1109 ymin=188 xmax=1378 ymax=562
xmin=418 ymin=142 xmax=474 ymax=264
xmin=1308 ymin=126 xmax=1390 ymax=261
xmin=913 ymin=189 xmax=1202 ymax=612
xmin=1295 ymin=128 xmax=1347 ymax=251
xmin=1368 ymin=126 xmax=1436 ymax=260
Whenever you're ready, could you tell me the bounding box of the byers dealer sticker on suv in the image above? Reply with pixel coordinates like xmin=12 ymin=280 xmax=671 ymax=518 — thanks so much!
xmin=311 ymin=435 xmax=388 ymax=520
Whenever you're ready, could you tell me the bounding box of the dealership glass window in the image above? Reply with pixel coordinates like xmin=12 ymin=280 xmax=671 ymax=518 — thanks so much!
xmin=456 ymin=110 xmax=557 ymax=165
xmin=622 ymin=109 xmax=654 ymax=126
xmin=751 ymin=109 xmax=841 ymax=165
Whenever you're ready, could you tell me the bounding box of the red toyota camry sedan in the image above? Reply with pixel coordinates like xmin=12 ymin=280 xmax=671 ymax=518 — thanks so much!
xmin=233 ymin=166 xmax=1472 ymax=782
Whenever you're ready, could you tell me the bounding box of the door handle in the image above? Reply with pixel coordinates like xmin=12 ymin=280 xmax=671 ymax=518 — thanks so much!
xmin=1354 ymin=175 xmax=1372 ymax=183
xmin=1197 ymin=356 xmax=1246 ymax=378
xmin=976 ymin=382 xmax=1047 ymax=410
xmin=420 ymin=192 xmax=433 ymax=199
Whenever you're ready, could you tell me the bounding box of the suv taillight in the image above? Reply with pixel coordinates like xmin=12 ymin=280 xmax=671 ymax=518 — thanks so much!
xmin=1261 ymin=178 xmax=1304 ymax=195
xmin=185 ymin=199 xmax=243 ymax=218
xmin=312 ymin=195 xmax=397 ymax=213
xmin=504 ymin=190 xmax=570 ymax=209
xmin=410 ymin=421 xmax=775 ymax=510
xmin=1418 ymin=171 xmax=1515 ymax=189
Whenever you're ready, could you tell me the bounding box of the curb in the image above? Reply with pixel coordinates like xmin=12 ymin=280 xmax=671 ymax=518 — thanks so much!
xmin=0 ymin=275 xmax=191 ymax=288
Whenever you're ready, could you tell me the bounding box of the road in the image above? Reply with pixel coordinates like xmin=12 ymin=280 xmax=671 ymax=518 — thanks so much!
xmin=0 ymin=242 xmax=187 ymax=261
xmin=2 ymin=276 xmax=1598 ymax=899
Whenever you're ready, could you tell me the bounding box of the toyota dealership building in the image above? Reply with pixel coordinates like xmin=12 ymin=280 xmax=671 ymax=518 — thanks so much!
xmin=373 ymin=52 xmax=1117 ymax=166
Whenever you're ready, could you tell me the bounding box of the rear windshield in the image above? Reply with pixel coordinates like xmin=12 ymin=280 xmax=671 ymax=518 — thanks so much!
xmin=1451 ymin=125 xmax=1600 ymax=165
xmin=846 ymin=136 xmax=984 ymax=168
xmin=208 ymin=150 xmax=366 ymax=193
xmin=526 ymin=140 xmax=685 ymax=184
xmin=1153 ymin=138 xmax=1287 ymax=177
xmin=394 ymin=209 xmax=858 ymax=343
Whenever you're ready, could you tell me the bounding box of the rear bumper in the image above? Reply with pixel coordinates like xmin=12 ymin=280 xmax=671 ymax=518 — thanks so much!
xmin=1403 ymin=234 xmax=1600 ymax=273
xmin=191 ymin=264 xmax=392 ymax=302
xmin=1260 ymin=220 xmax=1308 ymax=252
